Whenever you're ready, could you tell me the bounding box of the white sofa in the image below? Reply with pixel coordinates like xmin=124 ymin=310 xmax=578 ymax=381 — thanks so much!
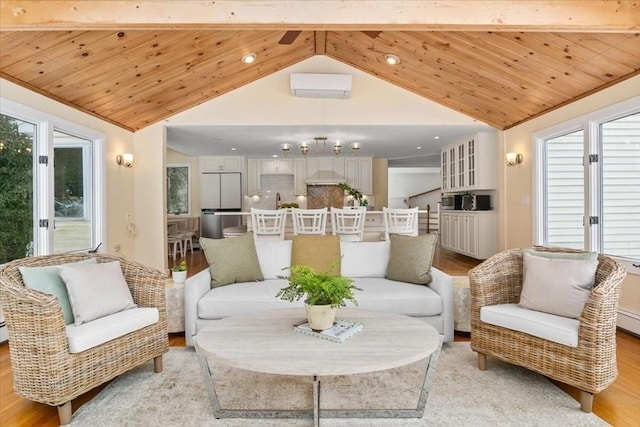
xmin=185 ymin=240 xmax=454 ymax=346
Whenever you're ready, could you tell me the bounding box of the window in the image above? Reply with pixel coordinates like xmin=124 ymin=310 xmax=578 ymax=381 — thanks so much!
xmin=0 ymin=115 xmax=35 ymax=262
xmin=534 ymin=97 xmax=640 ymax=266
xmin=167 ymin=164 xmax=190 ymax=215
xmin=0 ymin=99 xmax=105 ymax=263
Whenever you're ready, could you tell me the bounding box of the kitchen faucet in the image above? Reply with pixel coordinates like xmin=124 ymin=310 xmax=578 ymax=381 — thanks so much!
xmin=276 ymin=192 xmax=282 ymax=209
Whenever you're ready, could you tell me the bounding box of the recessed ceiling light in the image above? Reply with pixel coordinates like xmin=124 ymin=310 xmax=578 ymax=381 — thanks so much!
xmin=417 ymin=146 xmax=422 ymax=150
xmin=384 ymin=54 xmax=400 ymax=65
xmin=272 ymin=154 xmax=278 ymax=158
xmin=434 ymin=136 xmax=440 ymax=140
xmin=231 ymin=147 xmax=237 ymax=151
xmin=241 ymin=53 xmax=257 ymax=64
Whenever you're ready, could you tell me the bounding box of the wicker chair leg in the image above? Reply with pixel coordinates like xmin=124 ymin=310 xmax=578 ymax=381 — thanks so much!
xmin=580 ymin=390 xmax=594 ymax=413
xmin=58 ymin=401 xmax=72 ymax=425
xmin=154 ymin=355 xmax=163 ymax=373
xmin=477 ymin=352 xmax=487 ymax=371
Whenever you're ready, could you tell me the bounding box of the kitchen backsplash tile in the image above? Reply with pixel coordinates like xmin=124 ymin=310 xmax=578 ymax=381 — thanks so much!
xmin=247 ymin=174 xmax=297 ymax=210
xmin=307 ymin=185 xmax=345 ymax=209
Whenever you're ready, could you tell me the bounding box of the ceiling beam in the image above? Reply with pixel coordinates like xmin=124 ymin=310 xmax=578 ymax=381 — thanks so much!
xmin=1 ymin=1 xmax=638 ymax=32
xmin=314 ymin=31 xmax=327 ymax=54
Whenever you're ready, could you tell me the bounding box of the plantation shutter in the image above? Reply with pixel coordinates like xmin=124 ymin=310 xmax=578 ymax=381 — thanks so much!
xmin=600 ymin=112 xmax=640 ymax=260
xmin=544 ymin=130 xmax=585 ymax=249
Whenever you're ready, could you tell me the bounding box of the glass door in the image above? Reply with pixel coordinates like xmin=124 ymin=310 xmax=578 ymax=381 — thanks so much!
xmin=53 ymin=130 xmax=94 ymax=253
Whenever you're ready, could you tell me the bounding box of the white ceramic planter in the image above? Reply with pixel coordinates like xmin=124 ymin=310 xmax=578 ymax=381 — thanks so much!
xmin=172 ymin=270 xmax=187 ymax=284
xmin=305 ymin=303 xmax=337 ymax=331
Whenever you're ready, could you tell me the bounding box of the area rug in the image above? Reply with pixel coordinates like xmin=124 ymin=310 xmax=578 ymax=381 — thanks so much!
xmin=69 ymin=343 xmax=608 ymax=427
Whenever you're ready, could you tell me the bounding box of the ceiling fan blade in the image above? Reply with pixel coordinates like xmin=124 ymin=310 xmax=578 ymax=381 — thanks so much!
xmin=279 ymin=30 xmax=302 ymax=45
xmin=362 ymin=31 xmax=382 ymax=39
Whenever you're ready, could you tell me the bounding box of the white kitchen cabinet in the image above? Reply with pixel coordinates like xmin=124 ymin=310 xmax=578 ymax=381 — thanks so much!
xmin=440 ymin=211 xmax=497 ymax=259
xmin=247 ymin=159 xmax=261 ymax=196
xmin=344 ymin=157 xmax=373 ymax=194
xmin=294 ymin=158 xmax=307 ymax=195
xmin=262 ymin=158 xmax=293 ymax=174
xmin=441 ymin=132 xmax=497 ymax=191
xmin=200 ymin=156 xmax=242 ymax=172
xmin=358 ymin=158 xmax=373 ymax=194
xmin=305 ymin=157 xmax=346 ymax=181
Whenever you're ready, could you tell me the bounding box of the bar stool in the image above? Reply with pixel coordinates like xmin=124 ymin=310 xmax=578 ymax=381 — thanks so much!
xmin=291 ymin=208 xmax=328 ymax=235
xmin=330 ymin=207 xmax=367 ymax=241
xmin=250 ymin=208 xmax=288 ymax=240
xmin=382 ymin=207 xmax=419 ymax=240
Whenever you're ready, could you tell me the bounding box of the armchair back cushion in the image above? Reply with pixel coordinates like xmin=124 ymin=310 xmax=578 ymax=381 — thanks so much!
xmin=19 ymin=259 xmax=96 ymax=325
xmin=59 ymin=261 xmax=137 ymax=326
xmin=519 ymin=252 xmax=597 ymax=318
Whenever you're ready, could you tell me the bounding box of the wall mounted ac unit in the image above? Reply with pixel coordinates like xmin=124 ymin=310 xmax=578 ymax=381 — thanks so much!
xmin=290 ymin=73 xmax=352 ymax=99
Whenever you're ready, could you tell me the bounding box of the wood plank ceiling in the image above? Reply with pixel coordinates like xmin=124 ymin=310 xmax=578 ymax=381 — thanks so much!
xmin=1 ymin=29 xmax=639 ymax=131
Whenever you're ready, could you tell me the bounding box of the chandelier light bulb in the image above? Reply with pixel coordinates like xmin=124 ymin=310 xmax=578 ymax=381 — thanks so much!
xmin=279 ymin=143 xmax=292 ymax=158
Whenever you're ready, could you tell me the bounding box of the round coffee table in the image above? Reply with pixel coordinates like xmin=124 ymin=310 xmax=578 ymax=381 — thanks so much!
xmin=194 ymin=308 xmax=442 ymax=425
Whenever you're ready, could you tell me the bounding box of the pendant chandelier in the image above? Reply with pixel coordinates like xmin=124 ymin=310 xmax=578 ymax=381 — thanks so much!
xmin=279 ymin=137 xmax=362 ymax=158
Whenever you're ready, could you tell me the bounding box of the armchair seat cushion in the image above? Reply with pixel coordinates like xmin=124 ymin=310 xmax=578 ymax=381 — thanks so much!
xmin=481 ymin=303 xmax=579 ymax=347
xmin=66 ymin=307 xmax=159 ymax=353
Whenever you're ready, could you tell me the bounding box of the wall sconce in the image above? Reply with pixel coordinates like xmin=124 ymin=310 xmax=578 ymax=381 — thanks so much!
xmin=506 ymin=152 xmax=523 ymax=167
xmin=116 ymin=153 xmax=134 ymax=168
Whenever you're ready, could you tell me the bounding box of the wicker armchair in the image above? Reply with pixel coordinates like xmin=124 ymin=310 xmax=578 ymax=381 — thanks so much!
xmin=0 ymin=253 xmax=169 ymax=425
xmin=469 ymin=247 xmax=626 ymax=413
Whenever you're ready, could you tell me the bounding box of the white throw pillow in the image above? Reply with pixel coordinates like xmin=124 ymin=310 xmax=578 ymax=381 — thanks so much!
xmin=255 ymin=239 xmax=292 ymax=279
xmin=59 ymin=261 xmax=137 ymax=326
xmin=519 ymin=252 xmax=598 ymax=319
xmin=340 ymin=241 xmax=390 ymax=278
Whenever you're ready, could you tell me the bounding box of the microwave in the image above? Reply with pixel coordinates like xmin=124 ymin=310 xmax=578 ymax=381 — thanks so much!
xmin=461 ymin=194 xmax=491 ymax=211
xmin=441 ymin=194 xmax=465 ymax=210
xmin=441 ymin=195 xmax=455 ymax=210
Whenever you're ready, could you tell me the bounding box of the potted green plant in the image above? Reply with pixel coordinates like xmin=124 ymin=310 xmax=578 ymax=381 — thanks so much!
xmin=276 ymin=264 xmax=360 ymax=330
xmin=171 ymin=261 xmax=188 ymax=284
xmin=338 ymin=183 xmax=363 ymax=206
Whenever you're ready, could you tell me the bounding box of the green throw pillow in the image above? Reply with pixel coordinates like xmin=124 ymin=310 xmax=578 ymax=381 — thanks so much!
xmin=19 ymin=258 xmax=97 ymax=325
xmin=200 ymin=233 xmax=264 ymax=288
xmin=386 ymin=233 xmax=438 ymax=285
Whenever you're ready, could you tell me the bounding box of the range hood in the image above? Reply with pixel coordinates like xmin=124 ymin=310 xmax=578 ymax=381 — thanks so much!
xmin=305 ymin=170 xmax=345 ymax=185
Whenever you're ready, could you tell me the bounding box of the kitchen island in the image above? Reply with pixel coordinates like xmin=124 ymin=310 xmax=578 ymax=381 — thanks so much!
xmin=214 ymin=210 xmax=435 ymax=241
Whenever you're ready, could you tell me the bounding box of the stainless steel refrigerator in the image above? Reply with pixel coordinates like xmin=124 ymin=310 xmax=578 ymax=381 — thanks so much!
xmin=200 ymin=172 xmax=242 ymax=239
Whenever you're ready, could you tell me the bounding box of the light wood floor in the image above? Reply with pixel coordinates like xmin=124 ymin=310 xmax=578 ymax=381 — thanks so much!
xmin=1 ymin=247 xmax=638 ymax=426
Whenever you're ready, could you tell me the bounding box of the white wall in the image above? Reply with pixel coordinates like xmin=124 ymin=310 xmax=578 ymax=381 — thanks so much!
xmin=0 ymin=79 xmax=137 ymax=259
xmin=388 ymin=167 xmax=441 ymax=209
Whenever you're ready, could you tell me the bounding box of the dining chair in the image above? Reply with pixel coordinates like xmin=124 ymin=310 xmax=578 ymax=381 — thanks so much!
xmin=330 ymin=207 xmax=367 ymax=241
xmin=250 ymin=208 xmax=288 ymax=240
xmin=382 ymin=207 xmax=419 ymax=240
xmin=291 ymin=208 xmax=328 ymax=235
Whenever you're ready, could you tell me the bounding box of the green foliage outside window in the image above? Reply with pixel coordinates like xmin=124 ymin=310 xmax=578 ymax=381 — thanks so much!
xmin=0 ymin=114 xmax=34 ymax=263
